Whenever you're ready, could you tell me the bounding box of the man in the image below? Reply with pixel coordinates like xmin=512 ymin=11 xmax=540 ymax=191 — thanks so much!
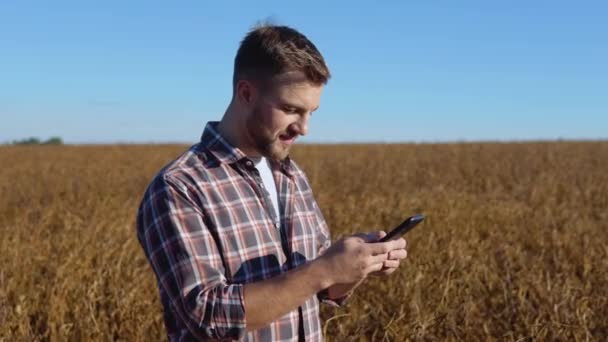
xmin=136 ymin=24 xmax=407 ymax=341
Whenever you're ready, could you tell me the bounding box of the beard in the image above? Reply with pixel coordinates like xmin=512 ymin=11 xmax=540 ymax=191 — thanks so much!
xmin=245 ymin=104 xmax=291 ymax=161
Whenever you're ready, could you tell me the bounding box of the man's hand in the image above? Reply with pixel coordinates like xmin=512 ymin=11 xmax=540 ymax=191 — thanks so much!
xmin=318 ymin=232 xmax=406 ymax=286
xmin=365 ymin=231 xmax=408 ymax=276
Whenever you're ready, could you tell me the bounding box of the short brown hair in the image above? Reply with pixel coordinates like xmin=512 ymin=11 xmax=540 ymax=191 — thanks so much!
xmin=233 ymin=24 xmax=331 ymax=92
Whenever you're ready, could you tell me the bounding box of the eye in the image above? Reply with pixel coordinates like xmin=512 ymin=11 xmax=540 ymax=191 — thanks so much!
xmin=283 ymin=106 xmax=298 ymax=114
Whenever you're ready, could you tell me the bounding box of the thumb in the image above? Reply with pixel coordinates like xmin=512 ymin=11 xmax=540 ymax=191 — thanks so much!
xmin=365 ymin=230 xmax=386 ymax=243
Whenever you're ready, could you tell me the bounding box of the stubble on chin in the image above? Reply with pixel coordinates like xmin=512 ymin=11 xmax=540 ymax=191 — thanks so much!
xmin=257 ymin=135 xmax=289 ymax=161
xmin=245 ymin=108 xmax=290 ymax=161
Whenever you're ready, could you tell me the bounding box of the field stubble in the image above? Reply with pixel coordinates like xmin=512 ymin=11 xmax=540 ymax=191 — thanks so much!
xmin=1 ymin=142 xmax=607 ymax=341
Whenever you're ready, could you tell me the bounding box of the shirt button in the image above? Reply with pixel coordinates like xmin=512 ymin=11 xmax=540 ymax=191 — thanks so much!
xmin=245 ymin=160 xmax=253 ymax=167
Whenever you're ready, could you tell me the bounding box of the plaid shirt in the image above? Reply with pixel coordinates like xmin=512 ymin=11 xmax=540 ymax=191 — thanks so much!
xmin=137 ymin=122 xmax=344 ymax=341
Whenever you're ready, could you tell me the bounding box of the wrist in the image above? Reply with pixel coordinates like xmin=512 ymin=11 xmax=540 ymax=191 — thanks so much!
xmin=311 ymin=256 xmax=335 ymax=289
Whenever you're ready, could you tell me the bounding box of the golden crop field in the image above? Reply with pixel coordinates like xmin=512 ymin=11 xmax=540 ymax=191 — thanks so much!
xmin=1 ymin=142 xmax=607 ymax=341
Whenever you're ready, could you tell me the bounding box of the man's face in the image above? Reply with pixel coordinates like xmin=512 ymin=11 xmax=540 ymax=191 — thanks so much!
xmin=244 ymin=72 xmax=323 ymax=161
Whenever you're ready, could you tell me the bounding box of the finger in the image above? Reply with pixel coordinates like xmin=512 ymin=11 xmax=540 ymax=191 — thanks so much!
xmin=387 ymin=249 xmax=408 ymax=260
xmin=382 ymin=259 xmax=400 ymax=268
xmin=370 ymin=252 xmax=389 ymax=265
xmin=391 ymin=238 xmax=406 ymax=250
xmin=368 ymin=239 xmax=406 ymax=255
xmin=381 ymin=267 xmax=397 ymax=275
xmin=365 ymin=261 xmax=385 ymax=274
xmin=368 ymin=242 xmax=392 ymax=255
xmin=370 ymin=230 xmax=386 ymax=242
xmin=370 ymin=266 xmax=397 ymax=277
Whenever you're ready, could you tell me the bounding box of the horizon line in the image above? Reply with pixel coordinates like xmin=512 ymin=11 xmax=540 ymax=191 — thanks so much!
xmin=2 ymin=137 xmax=607 ymax=146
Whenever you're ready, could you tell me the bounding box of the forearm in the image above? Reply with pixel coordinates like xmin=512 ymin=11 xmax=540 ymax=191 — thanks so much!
xmin=243 ymin=258 xmax=332 ymax=330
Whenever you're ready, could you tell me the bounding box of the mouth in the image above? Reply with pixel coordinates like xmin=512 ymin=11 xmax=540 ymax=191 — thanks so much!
xmin=278 ymin=133 xmax=297 ymax=145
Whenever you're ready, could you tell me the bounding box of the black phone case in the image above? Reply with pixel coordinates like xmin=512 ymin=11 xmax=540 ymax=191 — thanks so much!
xmin=378 ymin=214 xmax=425 ymax=242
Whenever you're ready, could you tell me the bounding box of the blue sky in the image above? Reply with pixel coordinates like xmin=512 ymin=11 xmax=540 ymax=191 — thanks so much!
xmin=1 ymin=1 xmax=606 ymax=143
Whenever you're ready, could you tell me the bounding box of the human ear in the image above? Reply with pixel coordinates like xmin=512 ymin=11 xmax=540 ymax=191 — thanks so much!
xmin=236 ymin=80 xmax=258 ymax=105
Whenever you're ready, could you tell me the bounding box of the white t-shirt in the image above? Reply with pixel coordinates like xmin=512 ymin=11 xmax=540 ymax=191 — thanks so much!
xmin=251 ymin=157 xmax=280 ymax=225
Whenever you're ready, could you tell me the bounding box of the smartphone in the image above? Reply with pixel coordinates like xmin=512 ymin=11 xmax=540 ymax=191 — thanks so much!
xmin=377 ymin=214 xmax=425 ymax=242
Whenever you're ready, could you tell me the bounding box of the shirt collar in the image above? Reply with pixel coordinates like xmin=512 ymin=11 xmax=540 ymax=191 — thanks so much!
xmin=200 ymin=121 xmax=295 ymax=178
xmin=270 ymin=156 xmax=295 ymax=178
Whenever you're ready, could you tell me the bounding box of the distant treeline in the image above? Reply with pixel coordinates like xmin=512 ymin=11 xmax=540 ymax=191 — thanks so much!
xmin=10 ymin=137 xmax=64 ymax=145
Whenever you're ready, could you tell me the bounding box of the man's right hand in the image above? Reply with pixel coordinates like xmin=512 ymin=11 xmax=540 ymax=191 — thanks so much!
xmin=317 ymin=233 xmax=406 ymax=286
xmin=242 ymin=232 xmax=406 ymax=330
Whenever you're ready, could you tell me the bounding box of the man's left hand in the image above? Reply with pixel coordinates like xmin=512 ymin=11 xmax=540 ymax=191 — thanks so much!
xmin=363 ymin=231 xmax=408 ymax=276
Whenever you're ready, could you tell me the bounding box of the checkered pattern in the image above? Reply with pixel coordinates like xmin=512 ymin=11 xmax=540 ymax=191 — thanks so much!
xmin=136 ymin=121 xmax=340 ymax=341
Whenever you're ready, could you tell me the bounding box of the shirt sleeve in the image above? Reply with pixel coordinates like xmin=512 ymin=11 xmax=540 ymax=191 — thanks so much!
xmin=311 ymin=198 xmax=352 ymax=307
xmin=136 ymin=174 xmax=247 ymax=340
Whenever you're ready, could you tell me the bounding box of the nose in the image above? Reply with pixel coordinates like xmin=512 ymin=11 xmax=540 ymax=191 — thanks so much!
xmin=295 ymin=114 xmax=309 ymax=136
